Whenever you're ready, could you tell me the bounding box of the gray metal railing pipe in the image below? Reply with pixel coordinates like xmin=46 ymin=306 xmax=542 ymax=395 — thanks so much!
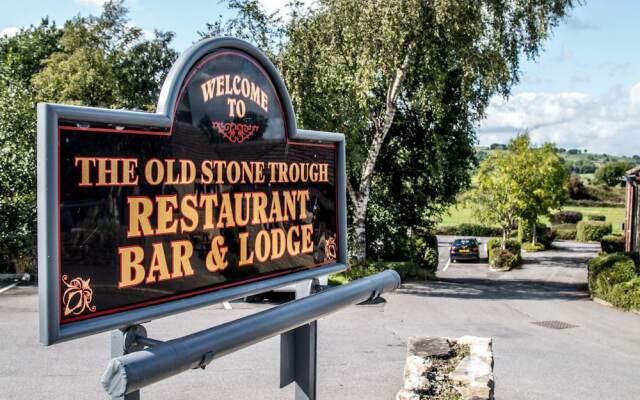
xmin=101 ymin=270 xmax=401 ymax=397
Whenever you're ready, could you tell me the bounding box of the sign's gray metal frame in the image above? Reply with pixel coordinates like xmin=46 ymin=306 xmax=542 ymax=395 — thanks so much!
xmin=37 ymin=37 xmax=348 ymax=346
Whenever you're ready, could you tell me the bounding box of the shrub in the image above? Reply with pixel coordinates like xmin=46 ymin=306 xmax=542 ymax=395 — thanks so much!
xmin=422 ymin=247 xmax=439 ymax=274
xmin=587 ymin=214 xmax=606 ymax=221
xmin=554 ymin=228 xmax=577 ymax=240
xmin=410 ymin=231 xmax=439 ymax=275
xmin=594 ymin=259 xmax=636 ymax=296
xmin=491 ymin=248 xmax=518 ymax=270
xmin=344 ymin=260 xmax=418 ymax=282
xmin=600 ymin=235 xmax=625 ymax=253
xmin=522 ymin=242 xmax=545 ymax=252
xmin=608 ymin=277 xmax=640 ymax=310
xmin=551 ymin=211 xmax=583 ymax=224
xmin=576 ymin=221 xmax=612 ymax=242
xmin=587 ymin=253 xmax=633 ymax=293
xmin=487 ymin=238 xmax=521 ymax=264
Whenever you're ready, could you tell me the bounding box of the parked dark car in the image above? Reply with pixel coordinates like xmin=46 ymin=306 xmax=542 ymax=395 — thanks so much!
xmin=450 ymin=238 xmax=480 ymax=262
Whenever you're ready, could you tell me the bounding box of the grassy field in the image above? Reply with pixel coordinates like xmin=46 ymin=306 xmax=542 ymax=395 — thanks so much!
xmin=439 ymin=204 xmax=625 ymax=233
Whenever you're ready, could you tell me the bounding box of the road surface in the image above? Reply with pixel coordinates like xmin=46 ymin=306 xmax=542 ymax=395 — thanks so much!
xmin=1 ymin=239 xmax=639 ymax=399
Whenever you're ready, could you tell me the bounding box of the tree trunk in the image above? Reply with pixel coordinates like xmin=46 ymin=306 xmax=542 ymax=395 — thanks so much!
xmin=352 ymin=197 xmax=368 ymax=264
xmin=349 ymin=49 xmax=412 ymax=264
xmin=501 ymin=229 xmax=508 ymax=249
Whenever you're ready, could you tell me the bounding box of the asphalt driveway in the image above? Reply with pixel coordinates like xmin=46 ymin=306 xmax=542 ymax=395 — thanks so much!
xmin=1 ymin=239 xmax=639 ymax=399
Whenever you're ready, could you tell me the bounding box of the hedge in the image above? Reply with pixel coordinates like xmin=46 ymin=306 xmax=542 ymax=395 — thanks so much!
xmin=436 ymin=224 xmax=503 ymax=237
xmin=601 ymin=235 xmax=625 ymax=253
xmin=487 ymin=238 xmax=521 ymax=264
xmin=565 ymin=199 xmax=625 ymax=208
xmin=607 ymin=277 xmax=640 ymax=310
xmin=551 ymin=211 xmax=583 ymax=224
xmin=588 ymin=252 xmax=631 ymax=288
xmin=588 ymin=253 xmax=639 ymax=310
xmin=555 ymin=230 xmax=577 ymax=240
xmin=587 ymin=214 xmax=606 ymax=221
xmin=552 ymin=223 xmax=577 ymax=240
xmin=576 ymin=221 xmax=612 ymax=242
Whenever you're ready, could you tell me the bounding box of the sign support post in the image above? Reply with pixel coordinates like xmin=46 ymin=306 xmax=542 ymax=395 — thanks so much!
xmin=280 ymin=279 xmax=318 ymax=400
xmin=110 ymin=326 xmax=147 ymax=400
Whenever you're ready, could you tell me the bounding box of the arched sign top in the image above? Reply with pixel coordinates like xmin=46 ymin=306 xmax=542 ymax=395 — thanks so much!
xmin=157 ymin=38 xmax=297 ymax=141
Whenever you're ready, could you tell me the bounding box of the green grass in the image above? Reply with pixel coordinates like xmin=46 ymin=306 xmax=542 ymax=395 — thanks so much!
xmin=559 ymin=206 xmax=625 ymax=233
xmin=439 ymin=204 xmax=625 ymax=233
xmin=439 ymin=204 xmax=494 ymax=227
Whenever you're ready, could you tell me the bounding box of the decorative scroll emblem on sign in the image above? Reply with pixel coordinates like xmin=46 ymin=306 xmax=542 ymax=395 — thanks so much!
xmin=212 ymin=121 xmax=259 ymax=143
xmin=324 ymin=235 xmax=337 ymax=262
xmin=61 ymin=275 xmax=96 ymax=316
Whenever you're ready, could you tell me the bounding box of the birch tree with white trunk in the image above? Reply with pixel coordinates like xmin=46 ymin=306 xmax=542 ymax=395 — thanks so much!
xmin=205 ymin=0 xmax=578 ymax=264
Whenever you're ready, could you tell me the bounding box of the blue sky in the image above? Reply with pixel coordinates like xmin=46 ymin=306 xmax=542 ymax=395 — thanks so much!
xmin=1 ymin=0 xmax=639 ymax=155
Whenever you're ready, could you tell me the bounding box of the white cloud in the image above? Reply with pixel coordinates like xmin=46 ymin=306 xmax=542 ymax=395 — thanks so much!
xmin=1 ymin=27 xmax=19 ymax=37
xmin=629 ymin=83 xmax=640 ymax=113
xmin=478 ymin=85 xmax=640 ymax=155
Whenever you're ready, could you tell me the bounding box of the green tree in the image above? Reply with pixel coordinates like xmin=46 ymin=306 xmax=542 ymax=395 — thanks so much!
xmin=468 ymin=133 xmax=567 ymax=246
xmin=282 ymin=0 xmax=576 ymax=262
xmin=0 ymin=1 xmax=178 ymax=272
xmin=518 ymin=139 xmax=568 ymax=243
xmin=33 ymin=0 xmax=177 ymax=110
xmin=594 ymin=160 xmax=635 ymax=187
xmin=0 ymin=79 xmax=38 ymax=272
xmin=0 ymin=20 xmax=62 ymax=271
xmin=205 ymin=0 xmax=577 ymax=262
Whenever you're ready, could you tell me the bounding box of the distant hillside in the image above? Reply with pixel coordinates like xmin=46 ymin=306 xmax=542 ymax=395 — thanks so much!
xmin=477 ymin=146 xmax=640 ymax=182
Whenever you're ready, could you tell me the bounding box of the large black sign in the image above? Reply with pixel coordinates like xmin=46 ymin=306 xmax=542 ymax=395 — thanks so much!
xmin=39 ymin=40 xmax=345 ymax=343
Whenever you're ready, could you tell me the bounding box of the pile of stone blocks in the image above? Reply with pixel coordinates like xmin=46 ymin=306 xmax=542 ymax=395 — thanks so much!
xmin=396 ymin=336 xmax=494 ymax=400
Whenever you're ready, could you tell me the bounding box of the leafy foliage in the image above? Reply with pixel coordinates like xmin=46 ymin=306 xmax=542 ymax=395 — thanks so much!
xmin=567 ymin=173 xmax=590 ymax=199
xmin=232 ymin=0 xmax=576 ymax=260
xmin=551 ymin=210 xmax=583 ymax=224
xmin=588 ymin=253 xmax=636 ymax=307
xmin=468 ymin=133 xmax=567 ymax=245
xmin=518 ymin=221 xmax=554 ymax=249
xmin=490 ymin=248 xmax=519 ymax=270
xmin=487 ymin=238 xmax=521 ymax=264
xmin=576 ymin=221 xmax=612 ymax=242
xmin=594 ymin=160 xmax=635 ymax=187
xmin=600 ymin=234 xmax=625 ymax=253
xmin=0 ymin=1 xmax=177 ymax=272
xmin=553 ymin=225 xmax=577 ymax=240
xmin=32 ymin=1 xmax=177 ymax=110
xmin=0 ymin=79 xmax=37 ymax=271
xmin=607 ymin=277 xmax=640 ymax=311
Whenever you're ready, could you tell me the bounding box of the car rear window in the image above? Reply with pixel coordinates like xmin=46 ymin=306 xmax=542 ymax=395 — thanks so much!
xmin=454 ymin=239 xmax=477 ymax=246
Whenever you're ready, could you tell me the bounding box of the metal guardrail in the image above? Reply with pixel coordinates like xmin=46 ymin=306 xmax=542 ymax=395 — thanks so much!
xmin=101 ymin=270 xmax=401 ymax=397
